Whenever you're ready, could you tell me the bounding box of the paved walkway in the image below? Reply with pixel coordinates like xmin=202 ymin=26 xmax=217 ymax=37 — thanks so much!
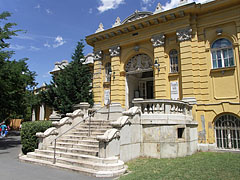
xmin=0 ymin=131 xmax=112 ymax=180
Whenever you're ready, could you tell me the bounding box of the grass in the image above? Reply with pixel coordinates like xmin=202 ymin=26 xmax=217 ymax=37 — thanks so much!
xmin=119 ymin=152 xmax=240 ymax=180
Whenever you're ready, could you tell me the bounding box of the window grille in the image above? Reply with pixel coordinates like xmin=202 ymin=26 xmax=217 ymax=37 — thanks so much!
xmin=215 ymin=114 xmax=240 ymax=150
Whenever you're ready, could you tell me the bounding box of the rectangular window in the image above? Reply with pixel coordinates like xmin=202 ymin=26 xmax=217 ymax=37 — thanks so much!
xmin=178 ymin=128 xmax=185 ymax=139
xmin=212 ymin=51 xmax=217 ymax=69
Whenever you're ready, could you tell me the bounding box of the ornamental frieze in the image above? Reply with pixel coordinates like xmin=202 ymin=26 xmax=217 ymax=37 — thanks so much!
xmin=151 ymin=34 xmax=165 ymax=47
xmin=109 ymin=46 xmax=121 ymax=57
xmin=176 ymin=27 xmax=192 ymax=42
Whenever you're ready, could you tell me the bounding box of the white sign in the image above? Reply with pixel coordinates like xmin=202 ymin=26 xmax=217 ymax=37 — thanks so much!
xmin=171 ymin=81 xmax=179 ymax=100
xmin=104 ymin=89 xmax=110 ymax=105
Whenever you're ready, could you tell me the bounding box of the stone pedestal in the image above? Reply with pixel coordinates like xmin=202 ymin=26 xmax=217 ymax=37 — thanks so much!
xmin=49 ymin=110 xmax=61 ymax=121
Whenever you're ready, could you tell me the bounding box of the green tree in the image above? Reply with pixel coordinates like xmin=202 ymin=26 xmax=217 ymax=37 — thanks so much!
xmin=41 ymin=40 xmax=93 ymax=115
xmin=0 ymin=12 xmax=37 ymax=122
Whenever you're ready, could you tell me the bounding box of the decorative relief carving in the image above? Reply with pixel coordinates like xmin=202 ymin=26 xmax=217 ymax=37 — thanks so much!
xmin=125 ymin=54 xmax=153 ymax=73
xmin=95 ymin=23 xmax=104 ymax=33
xmin=176 ymin=27 xmax=192 ymax=42
xmin=94 ymin=50 xmax=103 ymax=61
xmin=121 ymin=10 xmax=153 ymax=24
xmin=154 ymin=3 xmax=163 ymax=14
xmin=112 ymin=17 xmax=121 ymax=27
xmin=151 ymin=34 xmax=165 ymax=47
xmin=109 ymin=46 xmax=121 ymax=57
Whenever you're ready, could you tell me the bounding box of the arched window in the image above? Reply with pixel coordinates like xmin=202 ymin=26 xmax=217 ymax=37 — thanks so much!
xmin=169 ymin=49 xmax=178 ymax=73
xmin=105 ymin=62 xmax=111 ymax=82
xmin=211 ymin=38 xmax=234 ymax=69
xmin=215 ymin=114 xmax=240 ymax=150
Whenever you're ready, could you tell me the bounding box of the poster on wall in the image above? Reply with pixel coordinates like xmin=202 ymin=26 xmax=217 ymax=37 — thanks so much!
xmin=171 ymin=81 xmax=179 ymax=100
xmin=104 ymin=89 xmax=110 ymax=105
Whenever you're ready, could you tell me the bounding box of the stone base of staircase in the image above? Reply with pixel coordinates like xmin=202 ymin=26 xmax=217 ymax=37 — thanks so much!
xmin=20 ymin=119 xmax=127 ymax=178
xmin=20 ymin=154 xmax=127 ymax=177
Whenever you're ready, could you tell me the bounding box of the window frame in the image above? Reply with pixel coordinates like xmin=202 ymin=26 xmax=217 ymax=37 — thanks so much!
xmin=169 ymin=49 xmax=179 ymax=73
xmin=105 ymin=62 xmax=111 ymax=82
xmin=211 ymin=38 xmax=234 ymax=69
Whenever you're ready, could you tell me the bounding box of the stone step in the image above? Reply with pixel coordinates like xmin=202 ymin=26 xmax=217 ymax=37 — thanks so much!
xmin=60 ymin=135 xmax=97 ymax=141
xmin=74 ymin=128 xmax=107 ymax=133
xmin=28 ymin=152 xmax=123 ymax=171
xmin=35 ymin=148 xmax=97 ymax=159
xmin=84 ymin=120 xmax=111 ymax=124
xmin=70 ymin=131 xmax=103 ymax=137
xmin=48 ymin=144 xmax=99 ymax=153
xmin=56 ymin=141 xmax=99 ymax=148
xmin=30 ymin=150 xmax=119 ymax=164
xmin=57 ymin=138 xmax=97 ymax=144
xmin=79 ymin=125 xmax=112 ymax=129
xmin=20 ymin=155 xmax=127 ymax=177
xmin=57 ymin=156 xmax=124 ymax=171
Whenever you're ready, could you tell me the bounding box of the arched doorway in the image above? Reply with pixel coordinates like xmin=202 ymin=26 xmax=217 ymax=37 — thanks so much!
xmin=215 ymin=114 xmax=240 ymax=150
xmin=125 ymin=54 xmax=154 ymax=108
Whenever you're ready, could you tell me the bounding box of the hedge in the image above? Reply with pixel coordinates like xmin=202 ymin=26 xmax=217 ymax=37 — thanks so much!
xmin=20 ymin=121 xmax=52 ymax=154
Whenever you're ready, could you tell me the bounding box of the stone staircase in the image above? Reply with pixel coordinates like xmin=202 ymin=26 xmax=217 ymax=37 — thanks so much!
xmin=20 ymin=119 xmax=127 ymax=177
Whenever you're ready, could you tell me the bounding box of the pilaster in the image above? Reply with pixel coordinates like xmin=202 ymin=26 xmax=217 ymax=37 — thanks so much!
xmin=93 ymin=51 xmax=103 ymax=104
xmin=177 ymin=27 xmax=194 ymax=98
xmin=109 ymin=46 xmax=123 ymax=105
xmin=151 ymin=34 xmax=167 ymax=98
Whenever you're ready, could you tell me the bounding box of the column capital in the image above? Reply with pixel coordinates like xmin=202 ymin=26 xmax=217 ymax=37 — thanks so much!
xmin=109 ymin=46 xmax=121 ymax=57
xmin=176 ymin=27 xmax=192 ymax=42
xmin=93 ymin=50 xmax=103 ymax=61
xmin=151 ymin=34 xmax=165 ymax=47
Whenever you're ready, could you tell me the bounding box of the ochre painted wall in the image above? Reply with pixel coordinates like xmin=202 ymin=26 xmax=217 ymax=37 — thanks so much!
xmin=89 ymin=0 xmax=240 ymax=145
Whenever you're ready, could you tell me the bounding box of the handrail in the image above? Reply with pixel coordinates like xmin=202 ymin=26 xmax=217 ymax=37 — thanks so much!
xmin=52 ymin=105 xmax=107 ymax=164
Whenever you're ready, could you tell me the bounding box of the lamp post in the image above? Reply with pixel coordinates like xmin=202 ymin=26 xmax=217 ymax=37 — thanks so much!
xmin=154 ymin=59 xmax=160 ymax=72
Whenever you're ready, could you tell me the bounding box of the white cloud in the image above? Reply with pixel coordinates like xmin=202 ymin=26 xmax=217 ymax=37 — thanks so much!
xmin=142 ymin=0 xmax=154 ymax=5
xmin=140 ymin=0 xmax=155 ymax=11
xmin=34 ymin=4 xmax=40 ymax=9
xmin=30 ymin=46 xmax=40 ymax=51
xmin=53 ymin=36 xmax=66 ymax=48
xmin=98 ymin=0 xmax=125 ymax=13
xmin=44 ymin=41 xmax=51 ymax=48
xmin=141 ymin=6 xmax=148 ymax=11
xmin=10 ymin=44 xmax=25 ymax=50
xmin=46 ymin=9 xmax=53 ymax=14
xmin=162 ymin=0 xmax=179 ymax=10
xmin=162 ymin=0 xmax=207 ymax=11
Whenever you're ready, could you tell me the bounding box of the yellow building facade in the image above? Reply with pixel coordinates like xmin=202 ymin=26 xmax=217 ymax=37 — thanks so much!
xmin=86 ymin=0 xmax=240 ymax=150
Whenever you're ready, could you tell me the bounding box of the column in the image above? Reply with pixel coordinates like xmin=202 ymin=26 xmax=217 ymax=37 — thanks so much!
xmin=151 ymin=34 xmax=167 ymax=99
xmin=32 ymin=108 xmax=36 ymax=121
xmin=39 ymin=104 xmax=45 ymax=120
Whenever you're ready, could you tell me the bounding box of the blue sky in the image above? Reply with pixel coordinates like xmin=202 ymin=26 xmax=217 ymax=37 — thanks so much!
xmin=0 ymin=0 xmax=205 ymax=87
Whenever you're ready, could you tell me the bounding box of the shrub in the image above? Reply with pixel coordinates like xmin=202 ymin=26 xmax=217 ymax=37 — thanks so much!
xmin=20 ymin=121 xmax=52 ymax=154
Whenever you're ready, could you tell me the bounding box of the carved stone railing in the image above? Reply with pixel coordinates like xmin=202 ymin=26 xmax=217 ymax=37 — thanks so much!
xmin=132 ymin=98 xmax=192 ymax=115
xmin=36 ymin=102 xmax=89 ymax=150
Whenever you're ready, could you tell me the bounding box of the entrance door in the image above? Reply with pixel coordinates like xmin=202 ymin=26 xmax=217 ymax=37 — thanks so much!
xmin=139 ymin=80 xmax=153 ymax=99
xmin=146 ymin=81 xmax=153 ymax=99
xmin=139 ymin=81 xmax=146 ymax=99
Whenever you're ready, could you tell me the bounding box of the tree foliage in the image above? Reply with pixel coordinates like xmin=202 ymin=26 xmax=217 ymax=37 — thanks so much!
xmin=0 ymin=12 xmax=37 ymax=122
xmin=40 ymin=40 xmax=93 ymax=115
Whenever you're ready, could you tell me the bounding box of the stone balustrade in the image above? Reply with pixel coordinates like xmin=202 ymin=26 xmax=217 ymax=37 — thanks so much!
xmin=132 ymin=98 xmax=192 ymax=116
